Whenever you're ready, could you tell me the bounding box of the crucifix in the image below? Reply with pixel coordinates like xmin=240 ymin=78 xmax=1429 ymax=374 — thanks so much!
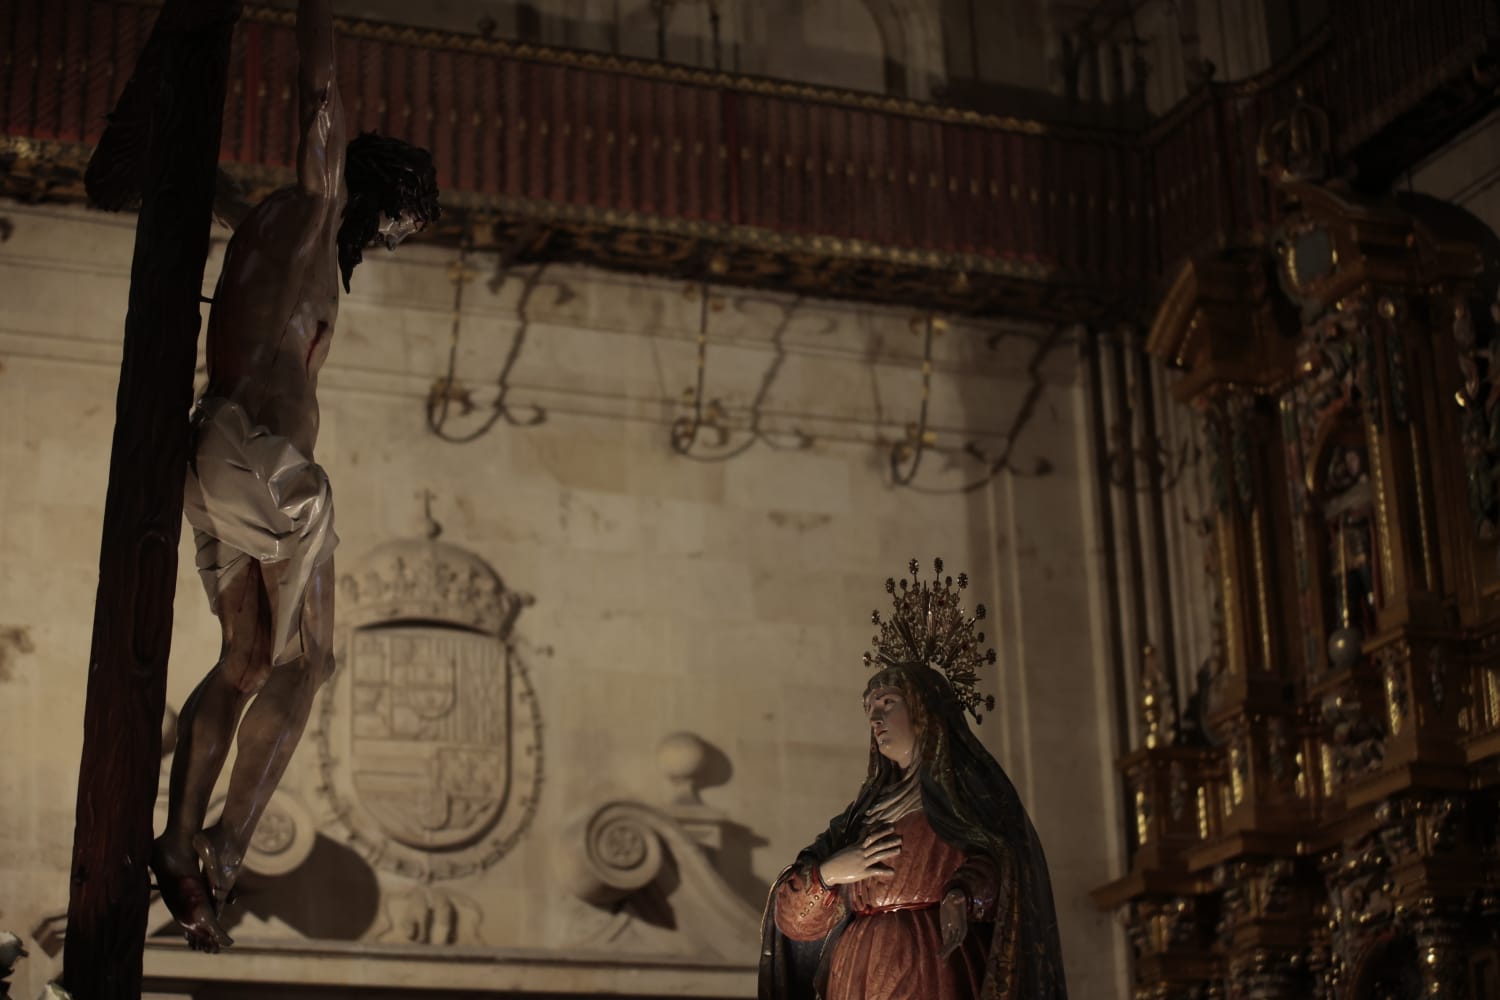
xmin=64 ymin=0 xmax=439 ymax=988
xmin=62 ymin=0 xmax=243 ymax=995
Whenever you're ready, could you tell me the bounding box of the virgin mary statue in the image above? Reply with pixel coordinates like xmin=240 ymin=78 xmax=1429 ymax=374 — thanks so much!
xmin=759 ymin=559 xmax=1067 ymax=1000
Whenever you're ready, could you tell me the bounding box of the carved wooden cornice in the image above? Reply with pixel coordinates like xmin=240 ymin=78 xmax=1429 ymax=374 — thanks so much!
xmin=0 ymin=136 xmax=1141 ymax=324
xmin=1145 ymin=252 xmax=1298 ymax=400
xmin=1267 ymin=181 xmax=1491 ymax=312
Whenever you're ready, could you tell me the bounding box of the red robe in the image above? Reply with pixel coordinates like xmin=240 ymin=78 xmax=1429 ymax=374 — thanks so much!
xmin=772 ymin=810 xmax=1003 ymax=1000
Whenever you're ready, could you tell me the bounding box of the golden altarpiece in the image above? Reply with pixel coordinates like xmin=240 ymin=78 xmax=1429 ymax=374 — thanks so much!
xmin=1095 ymin=99 xmax=1500 ymax=999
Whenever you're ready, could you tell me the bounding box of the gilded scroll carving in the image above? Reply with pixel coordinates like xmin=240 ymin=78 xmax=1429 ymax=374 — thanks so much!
xmin=1318 ymin=692 xmax=1386 ymax=791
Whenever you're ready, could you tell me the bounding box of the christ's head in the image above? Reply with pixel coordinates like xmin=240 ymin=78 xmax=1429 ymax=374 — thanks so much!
xmin=338 ymin=131 xmax=441 ymax=290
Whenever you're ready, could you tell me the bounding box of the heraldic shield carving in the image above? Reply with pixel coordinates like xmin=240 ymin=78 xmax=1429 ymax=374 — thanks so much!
xmin=314 ymin=535 xmax=543 ymax=881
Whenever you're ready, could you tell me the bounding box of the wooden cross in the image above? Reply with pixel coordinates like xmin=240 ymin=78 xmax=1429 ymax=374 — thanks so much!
xmin=62 ymin=1 xmax=242 ymax=997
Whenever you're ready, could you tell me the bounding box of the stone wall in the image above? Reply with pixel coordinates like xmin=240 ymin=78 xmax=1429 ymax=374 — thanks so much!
xmin=270 ymin=0 xmax=1092 ymax=109
xmin=1410 ymin=110 xmax=1500 ymax=233
xmin=0 ymin=199 xmax=1128 ymax=997
xmin=243 ymin=0 xmax=1335 ymax=119
xmin=273 ymin=0 xmax=942 ymax=99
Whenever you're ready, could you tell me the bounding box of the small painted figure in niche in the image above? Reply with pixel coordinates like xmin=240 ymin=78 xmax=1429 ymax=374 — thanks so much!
xmin=1320 ymin=443 xmax=1377 ymax=638
xmin=1454 ymin=296 xmax=1500 ymax=536
xmin=146 ymin=0 xmax=440 ymax=951
xmin=759 ymin=560 xmax=1068 ymax=1000
xmin=1342 ymin=515 xmax=1377 ymax=634
xmin=1324 ymin=443 xmax=1368 ymax=496
xmin=1478 ymin=334 xmax=1500 ymax=537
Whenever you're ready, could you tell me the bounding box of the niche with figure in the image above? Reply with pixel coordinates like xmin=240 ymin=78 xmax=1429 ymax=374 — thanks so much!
xmin=1312 ymin=421 xmax=1379 ymax=644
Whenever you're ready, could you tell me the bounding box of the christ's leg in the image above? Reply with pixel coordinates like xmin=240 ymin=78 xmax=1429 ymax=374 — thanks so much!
xmin=196 ymin=556 xmax=336 ymax=897
xmin=152 ymin=562 xmax=270 ymax=951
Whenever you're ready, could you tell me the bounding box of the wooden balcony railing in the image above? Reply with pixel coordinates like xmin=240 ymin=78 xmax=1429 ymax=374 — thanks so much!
xmin=1147 ymin=0 xmax=1499 ymax=277
xmin=1 ymin=0 xmax=1495 ymax=323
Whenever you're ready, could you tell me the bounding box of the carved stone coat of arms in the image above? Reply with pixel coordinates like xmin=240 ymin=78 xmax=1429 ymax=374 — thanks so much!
xmin=314 ymin=536 xmax=542 ymax=881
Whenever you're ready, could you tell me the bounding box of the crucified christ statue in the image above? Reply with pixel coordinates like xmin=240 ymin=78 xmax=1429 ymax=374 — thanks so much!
xmin=149 ymin=0 xmax=440 ymax=950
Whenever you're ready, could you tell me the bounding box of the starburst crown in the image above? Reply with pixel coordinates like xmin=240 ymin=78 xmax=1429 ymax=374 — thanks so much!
xmin=864 ymin=557 xmax=997 ymax=723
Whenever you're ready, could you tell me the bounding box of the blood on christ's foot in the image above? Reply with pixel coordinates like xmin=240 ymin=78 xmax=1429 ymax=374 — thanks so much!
xmin=151 ymin=838 xmax=233 ymax=953
xmin=191 ymin=825 xmax=242 ymax=910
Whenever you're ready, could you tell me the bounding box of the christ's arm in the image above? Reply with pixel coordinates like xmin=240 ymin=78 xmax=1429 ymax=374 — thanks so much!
xmin=295 ymin=0 xmax=346 ymax=201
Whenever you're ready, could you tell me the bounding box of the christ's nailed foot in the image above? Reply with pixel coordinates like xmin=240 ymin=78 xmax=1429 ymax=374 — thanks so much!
xmin=192 ymin=825 xmax=241 ymax=909
xmin=151 ymin=837 xmax=234 ymax=953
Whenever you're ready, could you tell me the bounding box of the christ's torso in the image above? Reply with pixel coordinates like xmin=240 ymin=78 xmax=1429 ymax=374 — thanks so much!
xmin=204 ymin=185 xmax=343 ymax=458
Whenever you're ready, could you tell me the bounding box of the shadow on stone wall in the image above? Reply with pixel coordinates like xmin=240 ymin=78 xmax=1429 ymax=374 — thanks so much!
xmin=716 ymin=819 xmax=772 ymax=913
xmin=217 ymin=834 xmax=381 ymax=941
xmin=691 ymin=738 xmax=771 ymax=913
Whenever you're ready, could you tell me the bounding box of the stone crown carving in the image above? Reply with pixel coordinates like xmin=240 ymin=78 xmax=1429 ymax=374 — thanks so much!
xmin=339 ymin=537 xmax=529 ymax=637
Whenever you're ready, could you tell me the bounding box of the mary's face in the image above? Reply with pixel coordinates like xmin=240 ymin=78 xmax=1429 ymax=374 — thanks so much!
xmin=865 ymin=685 xmax=917 ymax=769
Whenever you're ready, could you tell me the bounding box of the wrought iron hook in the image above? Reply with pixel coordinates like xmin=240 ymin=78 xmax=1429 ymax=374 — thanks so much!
xmin=890 ymin=321 xmax=1062 ymax=494
xmin=889 ymin=314 xmax=940 ymax=486
xmin=426 ymin=232 xmax=547 ymax=444
xmin=669 ymin=284 xmax=814 ymax=461
xmin=670 ymin=281 xmax=733 ymax=455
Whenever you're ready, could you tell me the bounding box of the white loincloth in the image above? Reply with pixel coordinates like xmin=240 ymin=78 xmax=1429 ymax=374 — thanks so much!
xmin=183 ymin=396 xmax=338 ymax=666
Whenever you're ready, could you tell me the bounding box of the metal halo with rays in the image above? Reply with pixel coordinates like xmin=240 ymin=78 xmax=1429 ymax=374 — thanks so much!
xmin=863 ymin=557 xmax=998 ymax=723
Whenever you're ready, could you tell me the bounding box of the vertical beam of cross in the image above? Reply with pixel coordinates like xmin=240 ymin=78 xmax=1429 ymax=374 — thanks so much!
xmin=62 ymin=1 xmax=242 ymax=996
